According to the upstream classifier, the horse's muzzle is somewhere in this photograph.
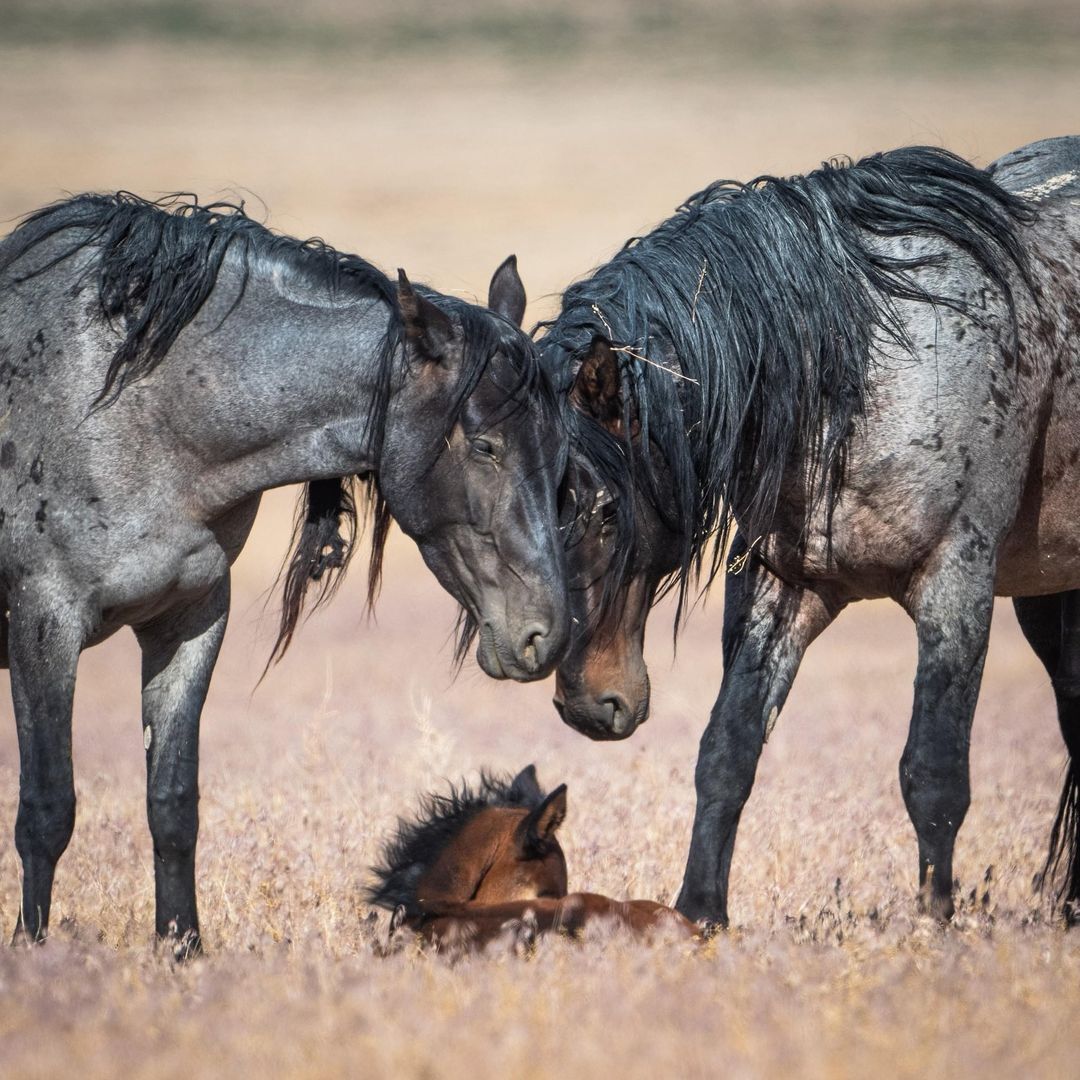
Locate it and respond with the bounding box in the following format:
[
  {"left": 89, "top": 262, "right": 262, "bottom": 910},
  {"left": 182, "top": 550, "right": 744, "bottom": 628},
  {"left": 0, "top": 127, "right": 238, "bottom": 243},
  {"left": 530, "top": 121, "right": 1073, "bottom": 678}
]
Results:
[
  {"left": 477, "top": 616, "right": 566, "bottom": 682},
  {"left": 551, "top": 684, "right": 650, "bottom": 741}
]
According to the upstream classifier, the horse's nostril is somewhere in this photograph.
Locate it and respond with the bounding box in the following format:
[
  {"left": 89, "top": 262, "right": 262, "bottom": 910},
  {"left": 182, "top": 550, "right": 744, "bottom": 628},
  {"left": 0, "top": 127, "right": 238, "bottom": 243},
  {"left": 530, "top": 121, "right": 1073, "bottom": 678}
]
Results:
[
  {"left": 552, "top": 696, "right": 567, "bottom": 723},
  {"left": 518, "top": 622, "right": 550, "bottom": 674},
  {"left": 600, "top": 694, "right": 631, "bottom": 735}
]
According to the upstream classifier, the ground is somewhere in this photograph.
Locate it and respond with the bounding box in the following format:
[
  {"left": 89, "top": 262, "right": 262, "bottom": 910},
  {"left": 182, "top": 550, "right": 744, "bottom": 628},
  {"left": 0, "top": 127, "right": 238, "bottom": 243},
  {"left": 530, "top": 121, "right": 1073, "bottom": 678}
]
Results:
[{"left": 1, "top": 9, "right": 1079, "bottom": 1077}]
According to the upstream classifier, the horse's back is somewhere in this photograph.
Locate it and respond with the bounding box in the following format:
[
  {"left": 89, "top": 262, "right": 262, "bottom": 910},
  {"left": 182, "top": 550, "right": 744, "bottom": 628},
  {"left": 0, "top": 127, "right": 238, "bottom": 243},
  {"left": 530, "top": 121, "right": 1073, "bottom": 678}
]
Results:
[{"left": 989, "top": 136, "right": 1080, "bottom": 202}]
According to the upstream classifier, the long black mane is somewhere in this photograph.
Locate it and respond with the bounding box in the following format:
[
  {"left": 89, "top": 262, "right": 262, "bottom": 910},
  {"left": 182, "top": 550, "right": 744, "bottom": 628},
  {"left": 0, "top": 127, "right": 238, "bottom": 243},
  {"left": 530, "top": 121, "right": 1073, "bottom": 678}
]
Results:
[
  {"left": 538, "top": 147, "right": 1037, "bottom": 617},
  {"left": 366, "top": 769, "right": 548, "bottom": 915},
  {"left": 0, "top": 192, "right": 542, "bottom": 662}
]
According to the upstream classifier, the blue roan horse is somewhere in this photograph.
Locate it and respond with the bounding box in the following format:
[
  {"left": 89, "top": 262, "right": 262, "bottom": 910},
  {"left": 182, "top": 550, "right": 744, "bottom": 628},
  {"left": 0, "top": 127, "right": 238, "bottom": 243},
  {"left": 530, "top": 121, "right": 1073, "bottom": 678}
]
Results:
[
  {"left": 0, "top": 194, "right": 569, "bottom": 954},
  {"left": 542, "top": 137, "right": 1080, "bottom": 927}
]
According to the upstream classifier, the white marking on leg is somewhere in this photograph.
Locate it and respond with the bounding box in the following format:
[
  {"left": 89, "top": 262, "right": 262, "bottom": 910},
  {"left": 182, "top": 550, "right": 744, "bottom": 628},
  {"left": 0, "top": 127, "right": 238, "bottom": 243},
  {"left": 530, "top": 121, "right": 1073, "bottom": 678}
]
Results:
[{"left": 764, "top": 705, "right": 779, "bottom": 743}]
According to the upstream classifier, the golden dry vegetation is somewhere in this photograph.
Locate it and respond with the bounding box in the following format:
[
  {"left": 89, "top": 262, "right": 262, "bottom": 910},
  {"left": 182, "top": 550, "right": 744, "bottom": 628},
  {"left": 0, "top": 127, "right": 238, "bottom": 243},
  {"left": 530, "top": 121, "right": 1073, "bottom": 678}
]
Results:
[{"left": 2, "top": 6, "right": 1080, "bottom": 1077}]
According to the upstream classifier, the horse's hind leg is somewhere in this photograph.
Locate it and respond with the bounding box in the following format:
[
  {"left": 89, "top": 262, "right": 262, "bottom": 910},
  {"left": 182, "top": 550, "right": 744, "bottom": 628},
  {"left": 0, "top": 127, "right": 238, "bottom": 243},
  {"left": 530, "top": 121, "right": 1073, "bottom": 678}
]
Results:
[
  {"left": 8, "top": 588, "right": 84, "bottom": 944},
  {"left": 135, "top": 577, "right": 230, "bottom": 959},
  {"left": 901, "top": 553, "right": 996, "bottom": 922},
  {"left": 676, "top": 538, "right": 841, "bottom": 927},
  {"left": 1013, "top": 591, "right": 1080, "bottom": 924}
]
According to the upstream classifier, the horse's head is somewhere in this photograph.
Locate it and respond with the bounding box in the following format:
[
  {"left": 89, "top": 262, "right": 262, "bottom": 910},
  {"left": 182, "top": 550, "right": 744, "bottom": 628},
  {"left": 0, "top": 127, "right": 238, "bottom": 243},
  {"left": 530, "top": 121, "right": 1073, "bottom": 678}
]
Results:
[
  {"left": 368, "top": 766, "right": 568, "bottom": 916},
  {"left": 418, "top": 776, "right": 568, "bottom": 907},
  {"left": 551, "top": 338, "right": 682, "bottom": 740},
  {"left": 379, "top": 259, "right": 568, "bottom": 681}
]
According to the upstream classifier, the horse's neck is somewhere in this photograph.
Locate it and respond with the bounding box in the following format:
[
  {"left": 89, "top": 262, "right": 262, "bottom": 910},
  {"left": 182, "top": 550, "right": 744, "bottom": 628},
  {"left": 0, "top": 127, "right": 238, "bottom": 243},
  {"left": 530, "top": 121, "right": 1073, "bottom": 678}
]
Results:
[{"left": 159, "top": 260, "right": 397, "bottom": 516}]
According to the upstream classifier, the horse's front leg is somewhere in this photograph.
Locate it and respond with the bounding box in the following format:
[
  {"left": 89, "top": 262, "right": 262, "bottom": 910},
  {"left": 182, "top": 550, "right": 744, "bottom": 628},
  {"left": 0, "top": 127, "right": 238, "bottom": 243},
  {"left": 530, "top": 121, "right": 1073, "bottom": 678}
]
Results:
[
  {"left": 134, "top": 577, "right": 230, "bottom": 959},
  {"left": 900, "top": 549, "right": 994, "bottom": 921},
  {"left": 676, "top": 540, "right": 840, "bottom": 927},
  {"left": 9, "top": 587, "right": 86, "bottom": 944}
]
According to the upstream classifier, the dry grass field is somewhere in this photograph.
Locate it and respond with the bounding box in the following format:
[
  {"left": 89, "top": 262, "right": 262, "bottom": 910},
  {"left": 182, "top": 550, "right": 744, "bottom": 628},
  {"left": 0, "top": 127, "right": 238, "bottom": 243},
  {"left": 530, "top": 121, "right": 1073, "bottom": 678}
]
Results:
[{"left": 2, "top": 5, "right": 1080, "bottom": 1077}]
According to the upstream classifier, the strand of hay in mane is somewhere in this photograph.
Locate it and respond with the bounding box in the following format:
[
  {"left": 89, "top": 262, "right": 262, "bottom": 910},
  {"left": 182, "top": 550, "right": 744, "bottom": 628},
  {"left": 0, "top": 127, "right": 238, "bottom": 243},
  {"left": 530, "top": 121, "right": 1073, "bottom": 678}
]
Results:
[
  {"left": 611, "top": 345, "right": 701, "bottom": 385},
  {"left": 727, "top": 535, "right": 763, "bottom": 575},
  {"left": 591, "top": 302, "right": 700, "bottom": 386}
]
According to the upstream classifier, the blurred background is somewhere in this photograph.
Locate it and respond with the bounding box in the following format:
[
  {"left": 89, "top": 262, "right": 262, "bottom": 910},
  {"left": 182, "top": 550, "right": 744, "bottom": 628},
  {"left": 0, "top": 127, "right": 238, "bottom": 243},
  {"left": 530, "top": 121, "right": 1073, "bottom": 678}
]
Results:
[{"left": 1, "top": 0, "right": 1079, "bottom": 930}]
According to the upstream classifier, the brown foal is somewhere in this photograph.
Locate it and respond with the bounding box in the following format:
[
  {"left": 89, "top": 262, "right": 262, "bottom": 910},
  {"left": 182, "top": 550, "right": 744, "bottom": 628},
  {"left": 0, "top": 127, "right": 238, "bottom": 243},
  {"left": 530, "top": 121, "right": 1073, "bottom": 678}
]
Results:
[{"left": 367, "top": 766, "right": 697, "bottom": 952}]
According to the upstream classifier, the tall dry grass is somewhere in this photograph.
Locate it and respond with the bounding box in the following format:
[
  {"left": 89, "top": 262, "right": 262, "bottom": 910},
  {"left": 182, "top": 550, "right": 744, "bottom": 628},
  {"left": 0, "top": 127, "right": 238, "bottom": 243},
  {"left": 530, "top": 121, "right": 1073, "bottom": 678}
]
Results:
[{"left": 2, "top": 16, "right": 1080, "bottom": 1077}]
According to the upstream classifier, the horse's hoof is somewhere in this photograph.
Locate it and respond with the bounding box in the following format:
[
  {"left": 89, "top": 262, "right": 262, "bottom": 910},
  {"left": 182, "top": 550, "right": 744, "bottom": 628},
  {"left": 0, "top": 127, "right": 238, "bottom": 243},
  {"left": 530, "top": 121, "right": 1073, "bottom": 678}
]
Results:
[
  {"left": 10, "top": 927, "right": 42, "bottom": 949},
  {"left": 695, "top": 918, "right": 727, "bottom": 941},
  {"left": 917, "top": 889, "right": 955, "bottom": 923},
  {"left": 160, "top": 921, "right": 203, "bottom": 962}
]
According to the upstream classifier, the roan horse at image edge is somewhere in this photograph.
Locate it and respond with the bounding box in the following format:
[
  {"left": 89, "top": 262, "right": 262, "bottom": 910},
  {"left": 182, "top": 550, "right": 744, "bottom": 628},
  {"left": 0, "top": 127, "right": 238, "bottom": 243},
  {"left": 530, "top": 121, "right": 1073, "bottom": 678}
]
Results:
[
  {"left": 545, "top": 136, "right": 1080, "bottom": 928},
  {"left": 0, "top": 194, "right": 570, "bottom": 956}
]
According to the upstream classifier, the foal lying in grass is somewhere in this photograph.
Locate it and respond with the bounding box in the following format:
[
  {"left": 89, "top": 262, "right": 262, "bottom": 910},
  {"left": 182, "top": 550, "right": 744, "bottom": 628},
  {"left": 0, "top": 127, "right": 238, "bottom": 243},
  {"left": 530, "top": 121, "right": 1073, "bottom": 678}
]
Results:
[{"left": 368, "top": 766, "right": 697, "bottom": 952}]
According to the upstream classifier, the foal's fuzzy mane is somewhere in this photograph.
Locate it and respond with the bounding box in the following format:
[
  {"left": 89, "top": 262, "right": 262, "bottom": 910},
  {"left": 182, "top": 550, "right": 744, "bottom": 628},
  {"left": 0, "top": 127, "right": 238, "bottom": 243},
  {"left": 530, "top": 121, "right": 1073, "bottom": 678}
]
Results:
[
  {"left": 0, "top": 191, "right": 545, "bottom": 663},
  {"left": 538, "top": 146, "right": 1037, "bottom": 621},
  {"left": 366, "top": 770, "right": 547, "bottom": 914}
]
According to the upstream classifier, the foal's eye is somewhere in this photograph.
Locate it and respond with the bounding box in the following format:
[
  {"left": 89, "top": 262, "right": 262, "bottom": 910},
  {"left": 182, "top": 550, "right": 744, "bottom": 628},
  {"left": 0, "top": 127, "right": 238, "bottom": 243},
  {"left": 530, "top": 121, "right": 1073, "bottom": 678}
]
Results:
[{"left": 470, "top": 436, "right": 498, "bottom": 461}]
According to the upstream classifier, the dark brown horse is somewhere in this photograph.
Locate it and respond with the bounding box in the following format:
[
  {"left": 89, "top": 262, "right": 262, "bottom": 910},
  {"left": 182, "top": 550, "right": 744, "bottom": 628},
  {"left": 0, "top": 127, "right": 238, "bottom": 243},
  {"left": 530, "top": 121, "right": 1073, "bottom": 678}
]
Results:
[{"left": 367, "top": 766, "right": 697, "bottom": 951}]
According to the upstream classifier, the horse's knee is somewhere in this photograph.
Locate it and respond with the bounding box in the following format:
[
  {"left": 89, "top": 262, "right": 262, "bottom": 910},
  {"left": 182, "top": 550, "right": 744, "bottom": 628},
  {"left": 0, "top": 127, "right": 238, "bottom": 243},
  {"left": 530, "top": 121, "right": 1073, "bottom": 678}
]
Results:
[
  {"left": 148, "top": 786, "right": 198, "bottom": 856},
  {"left": 695, "top": 729, "right": 758, "bottom": 791},
  {"left": 15, "top": 787, "right": 76, "bottom": 863},
  {"left": 899, "top": 753, "right": 970, "bottom": 827}
]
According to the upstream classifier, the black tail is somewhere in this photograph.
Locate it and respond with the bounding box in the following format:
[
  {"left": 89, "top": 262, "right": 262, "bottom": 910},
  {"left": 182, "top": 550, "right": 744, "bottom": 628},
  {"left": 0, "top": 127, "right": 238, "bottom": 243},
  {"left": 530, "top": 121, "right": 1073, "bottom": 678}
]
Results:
[{"left": 1042, "top": 753, "right": 1080, "bottom": 925}]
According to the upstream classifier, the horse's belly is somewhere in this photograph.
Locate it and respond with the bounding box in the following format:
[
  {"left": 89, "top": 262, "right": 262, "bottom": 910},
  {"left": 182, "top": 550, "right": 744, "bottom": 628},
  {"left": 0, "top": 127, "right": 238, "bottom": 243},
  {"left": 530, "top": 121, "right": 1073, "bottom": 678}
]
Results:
[
  {"left": 997, "top": 408, "right": 1080, "bottom": 596},
  {"left": 996, "top": 531, "right": 1080, "bottom": 595}
]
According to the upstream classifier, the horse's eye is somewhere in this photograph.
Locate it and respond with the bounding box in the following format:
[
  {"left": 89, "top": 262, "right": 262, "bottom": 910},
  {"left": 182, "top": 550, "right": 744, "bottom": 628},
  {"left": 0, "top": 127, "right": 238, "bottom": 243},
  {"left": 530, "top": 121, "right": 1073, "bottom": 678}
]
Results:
[
  {"left": 592, "top": 490, "right": 617, "bottom": 531},
  {"left": 470, "top": 436, "right": 498, "bottom": 461}
]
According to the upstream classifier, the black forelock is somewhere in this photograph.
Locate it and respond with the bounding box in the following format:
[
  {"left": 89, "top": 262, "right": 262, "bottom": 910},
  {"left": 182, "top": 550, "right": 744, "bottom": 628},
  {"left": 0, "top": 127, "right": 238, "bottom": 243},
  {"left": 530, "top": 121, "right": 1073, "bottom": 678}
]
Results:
[{"left": 538, "top": 146, "right": 1037, "bottom": 624}]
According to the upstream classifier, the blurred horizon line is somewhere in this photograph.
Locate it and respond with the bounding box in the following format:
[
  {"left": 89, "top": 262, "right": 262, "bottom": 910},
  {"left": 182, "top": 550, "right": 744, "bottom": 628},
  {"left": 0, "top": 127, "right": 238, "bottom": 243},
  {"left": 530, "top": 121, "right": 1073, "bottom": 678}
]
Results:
[{"left": 2, "top": 0, "right": 1079, "bottom": 73}]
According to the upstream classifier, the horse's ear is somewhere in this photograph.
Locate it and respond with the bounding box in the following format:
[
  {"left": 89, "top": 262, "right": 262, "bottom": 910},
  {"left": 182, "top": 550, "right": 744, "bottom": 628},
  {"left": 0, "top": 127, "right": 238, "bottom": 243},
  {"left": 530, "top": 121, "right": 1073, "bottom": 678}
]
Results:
[
  {"left": 571, "top": 337, "right": 624, "bottom": 432},
  {"left": 389, "top": 904, "right": 409, "bottom": 934},
  {"left": 519, "top": 783, "right": 568, "bottom": 852},
  {"left": 508, "top": 764, "right": 544, "bottom": 804},
  {"left": 397, "top": 269, "right": 456, "bottom": 363},
  {"left": 488, "top": 254, "right": 527, "bottom": 327}
]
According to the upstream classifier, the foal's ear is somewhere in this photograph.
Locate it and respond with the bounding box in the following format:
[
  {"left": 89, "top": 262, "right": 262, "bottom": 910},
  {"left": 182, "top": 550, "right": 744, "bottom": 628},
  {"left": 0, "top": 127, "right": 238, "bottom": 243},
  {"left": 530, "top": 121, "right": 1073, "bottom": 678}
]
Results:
[
  {"left": 520, "top": 784, "right": 568, "bottom": 852},
  {"left": 397, "top": 269, "right": 456, "bottom": 363},
  {"left": 571, "top": 337, "right": 624, "bottom": 432},
  {"left": 488, "top": 254, "right": 527, "bottom": 327},
  {"left": 508, "top": 763, "right": 544, "bottom": 804}
]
